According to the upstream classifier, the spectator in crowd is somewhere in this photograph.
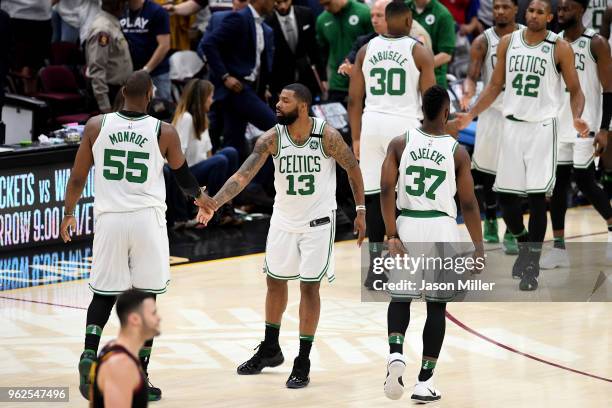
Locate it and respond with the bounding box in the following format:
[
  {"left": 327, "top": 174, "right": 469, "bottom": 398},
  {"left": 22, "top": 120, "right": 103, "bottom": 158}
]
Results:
[
  {"left": 478, "top": 0, "right": 494, "bottom": 29},
  {"left": 338, "top": 0, "right": 433, "bottom": 76},
  {"left": 164, "top": 0, "right": 210, "bottom": 15},
  {"left": 170, "top": 79, "right": 242, "bottom": 226},
  {"left": 266, "top": 0, "right": 326, "bottom": 102},
  {"left": 52, "top": 0, "right": 81, "bottom": 43},
  {"left": 121, "top": 0, "right": 172, "bottom": 100},
  {"left": 1, "top": 0, "right": 53, "bottom": 95},
  {"left": 78, "top": 0, "right": 101, "bottom": 47},
  {"left": 316, "top": 0, "right": 373, "bottom": 103},
  {"left": 86, "top": 0, "right": 133, "bottom": 113},
  {"left": 201, "top": 0, "right": 277, "bottom": 158},
  {"left": 408, "top": 0, "right": 456, "bottom": 88},
  {"left": 294, "top": 0, "right": 324, "bottom": 16},
  {"left": 196, "top": 0, "right": 250, "bottom": 60},
  {"left": 440, "top": 0, "right": 482, "bottom": 38}
]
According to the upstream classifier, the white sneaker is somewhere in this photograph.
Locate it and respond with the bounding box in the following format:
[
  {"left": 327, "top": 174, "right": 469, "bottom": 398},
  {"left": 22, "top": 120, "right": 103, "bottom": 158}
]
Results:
[
  {"left": 539, "top": 247, "right": 570, "bottom": 269},
  {"left": 384, "top": 353, "right": 405, "bottom": 400},
  {"left": 411, "top": 376, "right": 442, "bottom": 403}
]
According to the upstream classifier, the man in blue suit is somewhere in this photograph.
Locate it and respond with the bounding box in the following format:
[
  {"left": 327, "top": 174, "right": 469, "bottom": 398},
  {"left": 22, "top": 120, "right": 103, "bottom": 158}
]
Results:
[
  {"left": 196, "top": 0, "right": 249, "bottom": 61},
  {"left": 202, "top": 0, "right": 277, "bottom": 158}
]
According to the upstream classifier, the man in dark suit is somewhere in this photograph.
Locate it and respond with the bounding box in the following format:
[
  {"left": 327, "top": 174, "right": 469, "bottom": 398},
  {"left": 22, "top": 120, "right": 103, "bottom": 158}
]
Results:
[
  {"left": 266, "top": 0, "right": 326, "bottom": 103},
  {"left": 196, "top": 0, "right": 249, "bottom": 61},
  {"left": 202, "top": 0, "right": 277, "bottom": 158}
]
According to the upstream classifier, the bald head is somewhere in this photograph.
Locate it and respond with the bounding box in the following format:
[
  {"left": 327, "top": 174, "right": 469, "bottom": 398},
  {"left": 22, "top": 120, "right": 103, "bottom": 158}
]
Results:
[{"left": 371, "top": 0, "right": 392, "bottom": 35}]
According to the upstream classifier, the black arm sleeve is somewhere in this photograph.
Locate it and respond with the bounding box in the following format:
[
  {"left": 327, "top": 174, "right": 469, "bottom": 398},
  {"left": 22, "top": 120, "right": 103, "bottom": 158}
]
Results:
[
  {"left": 601, "top": 92, "right": 612, "bottom": 130},
  {"left": 171, "top": 160, "right": 202, "bottom": 198}
]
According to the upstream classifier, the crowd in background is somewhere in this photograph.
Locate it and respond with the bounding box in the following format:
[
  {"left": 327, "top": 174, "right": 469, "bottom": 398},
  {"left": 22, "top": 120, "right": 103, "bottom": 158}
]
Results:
[{"left": 1, "top": 0, "right": 611, "bottom": 227}]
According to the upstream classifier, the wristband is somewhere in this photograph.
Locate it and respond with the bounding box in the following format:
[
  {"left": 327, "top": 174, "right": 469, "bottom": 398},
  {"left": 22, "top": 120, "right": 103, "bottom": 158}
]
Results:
[
  {"left": 600, "top": 92, "right": 611, "bottom": 130},
  {"left": 356, "top": 205, "right": 366, "bottom": 212}
]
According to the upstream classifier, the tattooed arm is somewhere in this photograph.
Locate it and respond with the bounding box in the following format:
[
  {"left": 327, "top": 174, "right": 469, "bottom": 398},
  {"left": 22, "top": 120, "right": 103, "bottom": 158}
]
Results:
[
  {"left": 322, "top": 125, "right": 366, "bottom": 245},
  {"left": 200, "top": 129, "right": 278, "bottom": 213}
]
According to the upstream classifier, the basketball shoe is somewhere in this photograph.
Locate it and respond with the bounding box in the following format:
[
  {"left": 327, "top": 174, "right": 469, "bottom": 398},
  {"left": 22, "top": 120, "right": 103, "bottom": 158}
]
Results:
[
  {"left": 539, "top": 247, "right": 570, "bottom": 269},
  {"left": 286, "top": 357, "right": 310, "bottom": 388},
  {"left": 410, "top": 376, "right": 442, "bottom": 403},
  {"left": 384, "top": 353, "right": 406, "bottom": 400},
  {"left": 237, "top": 342, "right": 284, "bottom": 375},
  {"left": 78, "top": 349, "right": 97, "bottom": 399},
  {"left": 502, "top": 231, "right": 519, "bottom": 255},
  {"left": 483, "top": 219, "right": 499, "bottom": 243}
]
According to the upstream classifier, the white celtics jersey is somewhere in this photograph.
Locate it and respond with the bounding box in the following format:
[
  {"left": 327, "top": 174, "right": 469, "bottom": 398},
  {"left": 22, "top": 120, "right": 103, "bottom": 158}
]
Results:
[
  {"left": 271, "top": 117, "right": 337, "bottom": 232},
  {"left": 558, "top": 29, "right": 602, "bottom": 141},
  {"left": 396, "top": 128, "right": 458, "bottom": 219},
  {"left": 503, "top": 29, "right": 562, "bottom": 121},
  {"left": 582, "top": 0, "right": 611, "bottom": 30},
  {"left": 362, "top": 35, "right": 422, "bottom": 120},
  {"left": 482, "top": 24, "right": 524, "bottom": 111},
  {"left": 92, "top": 112, "right": 166, "bottom": 216}
]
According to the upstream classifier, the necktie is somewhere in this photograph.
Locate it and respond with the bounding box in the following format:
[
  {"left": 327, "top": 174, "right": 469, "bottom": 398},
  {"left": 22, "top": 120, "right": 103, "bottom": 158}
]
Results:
[{"left": 284, "top": 18, "right": 297, "bottom": 53}]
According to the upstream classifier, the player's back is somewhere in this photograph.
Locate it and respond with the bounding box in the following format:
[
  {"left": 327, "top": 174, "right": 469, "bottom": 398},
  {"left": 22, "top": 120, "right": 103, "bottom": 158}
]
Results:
[
  {"left": 558, "top": 28, "right": 602, "bottom": 140},
  {"left": 503, "top": 29, "right": 562, "bottom": 122},
  {"left": 396, "top": 128, "right": 458, "bottom": 219},
  {"left": 362, "top": 35, "right": 422, "bottom": 119},
  {"left": 92, "top": 112, "right": 166, "bottom": 216},
  {"left": 271, "top": 117, "right": 337, "bottom": 232}
]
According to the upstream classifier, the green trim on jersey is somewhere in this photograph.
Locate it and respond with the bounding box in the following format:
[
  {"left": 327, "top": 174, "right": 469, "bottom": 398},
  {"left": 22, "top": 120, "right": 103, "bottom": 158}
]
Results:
[
  {"left": 154, "top": 120, "right": 161, "bottom": 138},
  {"left": 573, "top": 156, "right": 594, "bottom": 169},
  {"left": 300, "top": 213, "right": 336, "bottom": 283},
  {"left": 379, "top": 34, "right": 410, "bottom": 41},
  {"left": 115, "top": 112, "right": 148, "bottom": 121},
  {"left": 585, "top": 30, "right": 597, "bottom": 63},
  {"left": 518, "top": 29, "right": 550, "bottom": 49},
  {"left": 400, "top": 209, "right": 450, "bottom": 218},
  {"left": 264, "top": 258, "right": 300, "bottom": 280},
  {"left": 88, "top": 284, "right": 124, "bottom": 295},
  {"left": 101, "top": 114, "right": 107, "bottom": 128},
  {"left": 472, "top": 159, "right": 497, "bottom": 175},
  {"left": 365, "top": 188, "right": 382, "bottom": 195},
  {"left": 506, "top": 115, "right": 526, "bottom": 122},
  {"left": 451, "top": 141, "right": 459, "bottom": 153},
  {"left": 415, "top": 128, "right": 453, "bottom": 139},
  {"left": 273, "top": 125, "right": 282, "bottom": 158},
  {"left": 284, "top": 120, "right": 315, "bottom": 148},
  {"left": 319, "top": 121, "right": 331, "bottom": 158},
  {"left": 133, "top": 282, "right": 170, "bottom": 294}
]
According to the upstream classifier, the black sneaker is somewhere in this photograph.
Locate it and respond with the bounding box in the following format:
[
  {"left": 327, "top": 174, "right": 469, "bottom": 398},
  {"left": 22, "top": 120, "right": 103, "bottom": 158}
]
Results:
[
  {"left": 364, "top": 267, "right": 388, "bottom": 290},
  {"left": 286, "top": 357, "right": 310, "bottom": 389},
  {"left": 145, "top": 376, "right": 162, "bottom": 401},
  {"left": 519, "top": 263, "right": 539, "bottom": 291},
  {"left": 512, "top": 243, "right": 530, "bottom": 279},
  {"left": 237, "top": 342, "right": 284, "bottom": 375},
  {"left": 78, "top": 349, "right": 97, "bottom": 400}
]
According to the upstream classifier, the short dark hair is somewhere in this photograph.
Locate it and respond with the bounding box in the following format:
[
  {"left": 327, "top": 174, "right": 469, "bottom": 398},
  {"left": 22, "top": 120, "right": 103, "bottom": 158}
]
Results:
[
  {"left": 283, "top": 83, "right": 312, "bottom": 107},
  {"left": 529, "top": 0, "right": 553, "bottom": 12},
  {"left": 494, "top": 0, "right": 519, "bottom": 6},
  {"left": 101, "top": 0, "right": 126, "bottom": 14},
  {"left": 385, "top": 0, "right": 411, "bottom": 19},
  {"left": 116, "top": 289, "right": 155, "bottom": 326},
  {"left": 422, "top": 85, "right": 450, "bottom": 121},
  {"left": 572, "top": 0, "right": 589, "bottom": 11},
  {"left": 123, "top": 70, "right": 153, "bottom": 99}
]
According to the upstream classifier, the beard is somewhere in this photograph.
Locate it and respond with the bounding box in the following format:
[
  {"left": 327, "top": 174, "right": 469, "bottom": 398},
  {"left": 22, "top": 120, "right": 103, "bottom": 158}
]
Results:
[
  {"left": 558, "top": 16, "right": 577, "bottom": 30},
  {"left": 276, "top": 109, "right": 299, "bottom": 126}
]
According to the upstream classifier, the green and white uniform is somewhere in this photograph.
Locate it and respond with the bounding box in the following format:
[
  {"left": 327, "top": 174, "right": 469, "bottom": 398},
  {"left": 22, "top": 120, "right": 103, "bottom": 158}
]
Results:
[
  {"left": 264, "top": 117, "right": 337, "bottom": 282},
  {"left": 360, "top": 35, "right": 422, "bottom": 194},
  {"left": 495, "top": 29, "right": 561, "bottom": 195},
  {"left": 558, "top": 29, "right": 602, "bottom": 168},
  {"left": 472, "top": 25, "right": 524, "bottom": 175},
  {"left": 582, "top": 0, "right": 612, "bottom": 30},
  {"left": 390, "top": 128, "right": 463, "bottom": 301},
  {"left": 90, "top": 112, "right": 170, "bottom": 295}
]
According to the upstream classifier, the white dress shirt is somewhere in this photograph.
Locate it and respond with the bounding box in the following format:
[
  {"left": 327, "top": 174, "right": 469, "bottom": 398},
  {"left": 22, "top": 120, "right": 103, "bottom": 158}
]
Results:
[
  {"left": 276, "top": 7, "right": 298, "bottom": 53},
  {"left": 245, "top": 4, "right": 265, "bottom": 82},
  {"left": 175, "top": 112, "right": 213, "bottom": 167}
]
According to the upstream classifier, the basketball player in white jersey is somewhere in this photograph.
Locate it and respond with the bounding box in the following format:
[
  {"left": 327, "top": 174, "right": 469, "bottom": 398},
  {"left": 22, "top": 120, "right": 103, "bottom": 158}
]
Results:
[
  {"left": 582, "top": 0, "right": 612, "bottom": 29},
  {"left": 461, "top": 0, "right": 522, "bottom": 253},
  {"left": 380, "top": 85, "right": 484, "bottom": 403},
  {"left": 457, "top": 0, "right": 588, "bottom": 291},
  {"left": 348, "top": 0, "right": 435, "bottom": 289},
  {"left": 197, "top": 83, "right": 366, "bottom": 388},
  {"left": 60, "top": 71, "right": 210, "bottom": 401},
  {"left": 538, "top": 0, "right": 612, "bottom": 268}
]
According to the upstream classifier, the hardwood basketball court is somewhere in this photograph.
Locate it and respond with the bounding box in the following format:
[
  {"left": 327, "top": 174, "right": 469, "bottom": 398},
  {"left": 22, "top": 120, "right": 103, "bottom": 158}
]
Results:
[{"left": 0, "top": 206, "right": 610, "bottom": 407}]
